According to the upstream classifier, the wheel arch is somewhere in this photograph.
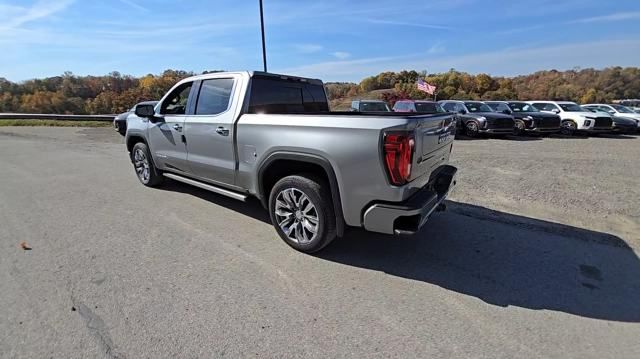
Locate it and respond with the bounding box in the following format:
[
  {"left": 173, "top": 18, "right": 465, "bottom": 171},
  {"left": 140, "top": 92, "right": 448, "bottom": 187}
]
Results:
[{"left": 257, "top": 152, "right": 345, "bottom": 237}]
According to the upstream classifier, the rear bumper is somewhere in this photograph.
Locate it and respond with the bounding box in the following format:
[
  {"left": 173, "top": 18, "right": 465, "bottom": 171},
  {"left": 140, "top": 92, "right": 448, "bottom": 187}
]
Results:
[{"left": 362, "top": 165, "right": 457, "bottom": 235}]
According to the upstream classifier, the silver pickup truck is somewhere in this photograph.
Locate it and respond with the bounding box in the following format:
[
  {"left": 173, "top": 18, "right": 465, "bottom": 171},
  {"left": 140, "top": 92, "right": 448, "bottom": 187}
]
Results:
[{"left": 126, "top": 71, "right": 457, "bottom": 253}]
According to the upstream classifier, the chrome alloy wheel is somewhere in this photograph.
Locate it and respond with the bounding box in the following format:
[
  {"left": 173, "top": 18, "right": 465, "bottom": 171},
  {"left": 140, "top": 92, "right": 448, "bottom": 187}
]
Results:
[
  {"left": 274, "top": 188, "right": 319, "bottom": 244},
  {"left": 133, "top": 148, "right": 150, "bottom": 183}
]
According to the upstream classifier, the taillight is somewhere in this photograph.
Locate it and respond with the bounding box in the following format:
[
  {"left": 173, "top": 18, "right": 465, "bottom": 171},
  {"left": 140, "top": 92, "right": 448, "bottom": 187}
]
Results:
[{"left": 383, "top": 132, "right": 415, "bottom": 185}]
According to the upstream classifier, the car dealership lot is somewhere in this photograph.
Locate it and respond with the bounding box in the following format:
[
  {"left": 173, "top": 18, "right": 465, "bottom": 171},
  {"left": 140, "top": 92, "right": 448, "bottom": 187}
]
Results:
[{"left": 1, "top": 127, "right": 639, "bottom": 358}]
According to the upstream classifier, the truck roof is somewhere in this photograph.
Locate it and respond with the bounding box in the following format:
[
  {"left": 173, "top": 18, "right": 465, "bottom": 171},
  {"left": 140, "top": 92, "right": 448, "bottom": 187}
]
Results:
[{"left": 180, "top": 71, "right": 324, "bottom": 85}]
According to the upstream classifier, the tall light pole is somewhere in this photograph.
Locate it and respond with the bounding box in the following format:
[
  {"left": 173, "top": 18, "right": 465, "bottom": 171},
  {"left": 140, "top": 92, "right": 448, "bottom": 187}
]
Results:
[{"left": 259, "top": 0, "right": 268, "bottom": 72}]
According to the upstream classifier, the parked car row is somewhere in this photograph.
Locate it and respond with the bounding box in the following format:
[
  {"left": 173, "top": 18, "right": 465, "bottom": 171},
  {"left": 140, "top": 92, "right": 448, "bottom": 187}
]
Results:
[{"left": 348, "top": 98, "right": 640, "bottom": 137}]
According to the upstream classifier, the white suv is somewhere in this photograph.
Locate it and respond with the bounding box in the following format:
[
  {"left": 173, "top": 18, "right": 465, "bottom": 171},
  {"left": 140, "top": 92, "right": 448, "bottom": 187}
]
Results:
[{"left": 527, "top": 101, "right": 612, "bottom": 135}]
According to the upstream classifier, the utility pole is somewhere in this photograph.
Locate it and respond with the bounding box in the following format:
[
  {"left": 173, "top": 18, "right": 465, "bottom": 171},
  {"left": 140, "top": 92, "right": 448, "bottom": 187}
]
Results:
[{"left": 259, "top": 0, "right": 268, "bottom": 72}]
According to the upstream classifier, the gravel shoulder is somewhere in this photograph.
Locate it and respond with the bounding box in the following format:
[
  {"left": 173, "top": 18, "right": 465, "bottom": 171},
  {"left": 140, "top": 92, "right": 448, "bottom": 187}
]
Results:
[{"left": 449, "top": 134, "right": 640, "bottom": 245}]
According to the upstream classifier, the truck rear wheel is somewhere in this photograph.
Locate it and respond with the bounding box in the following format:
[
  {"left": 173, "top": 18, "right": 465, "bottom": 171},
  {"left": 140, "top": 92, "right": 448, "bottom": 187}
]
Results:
[{"left": 269, "top": 175, "right": 337, "bottom": 253}]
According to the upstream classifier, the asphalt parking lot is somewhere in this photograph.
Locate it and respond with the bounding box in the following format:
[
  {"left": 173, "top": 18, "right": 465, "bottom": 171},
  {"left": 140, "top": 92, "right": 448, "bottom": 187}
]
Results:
[{"left": 1, "top": 127, "right": 639, "bottom": 358}]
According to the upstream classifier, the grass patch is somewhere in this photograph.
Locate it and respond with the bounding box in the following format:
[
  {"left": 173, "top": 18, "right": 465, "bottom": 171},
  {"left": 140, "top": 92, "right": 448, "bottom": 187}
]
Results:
[{"left": 0, "top": 119, "right": 111, "bottom": 127}]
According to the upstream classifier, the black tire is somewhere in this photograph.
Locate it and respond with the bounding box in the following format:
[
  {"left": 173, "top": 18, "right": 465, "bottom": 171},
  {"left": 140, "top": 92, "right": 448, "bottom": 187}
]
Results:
[
  {"left": 560, "top": 120, "right": 577, "bottom": 136},
  {"left": 465, "top": 121, "right": 479, "bottom": 137},
  {"left": 268, "top": 174, "right": 337, "bottom": 253},
  {"left": 513, "top": 120, "right": 526, "bottom": 136},
  {"left": 131, "top": 142, "right": 163, "bottom": 187}
]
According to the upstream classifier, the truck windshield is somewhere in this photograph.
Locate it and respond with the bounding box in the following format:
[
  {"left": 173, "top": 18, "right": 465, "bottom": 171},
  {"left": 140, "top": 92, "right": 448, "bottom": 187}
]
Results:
[
  {"left": 359, "top": 102, "right": 390, "bottom": 112},
  {"left": 414, "top": 102, "right": 444, "bottom": 113},
  {"left": 247, "top": 76, "right": 329, "bottom": 114},
  {"left": 558, "top": 103, "right": 584, "bottom": 112},
  {"left": 611, "top": 105, "right": 634, "bottom": 113},
  {"left": 464, "top": 102, "right": 493, "bottom": 113},
  {"left": 508, "top": 102, "right": 539, "bottom": 112}
]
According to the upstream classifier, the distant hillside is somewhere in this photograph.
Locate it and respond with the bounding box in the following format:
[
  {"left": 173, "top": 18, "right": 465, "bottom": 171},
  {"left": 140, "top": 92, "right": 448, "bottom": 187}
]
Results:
[
  {"left": 326, "top": 67, "right": 640, "bottom": 107},
  {"left": 1, "top": 67, "right": 638, "bottom": 115}
]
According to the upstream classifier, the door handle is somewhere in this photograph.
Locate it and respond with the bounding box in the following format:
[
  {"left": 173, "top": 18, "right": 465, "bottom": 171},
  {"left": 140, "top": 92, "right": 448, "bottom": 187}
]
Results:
[
  {"left": 216, "top": 127, "right": 229, "bottom": 136},
  {"left": 173, "top": 124, "right": 183, "bottom": 132}
]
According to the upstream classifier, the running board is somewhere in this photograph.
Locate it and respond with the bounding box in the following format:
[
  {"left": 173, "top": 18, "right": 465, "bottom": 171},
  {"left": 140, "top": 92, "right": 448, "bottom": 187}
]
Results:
[{"left": 163, "top": 173, "right": 248, "bottom": 202}]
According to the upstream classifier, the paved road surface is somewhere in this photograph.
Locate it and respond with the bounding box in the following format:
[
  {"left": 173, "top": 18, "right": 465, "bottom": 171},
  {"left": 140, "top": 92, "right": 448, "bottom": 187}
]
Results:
[{"left": 1, "top": 128, "right": 639, "bottom": 358}]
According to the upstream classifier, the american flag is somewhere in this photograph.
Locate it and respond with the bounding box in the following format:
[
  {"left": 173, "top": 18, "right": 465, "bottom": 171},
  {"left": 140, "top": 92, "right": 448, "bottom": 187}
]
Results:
[{"left": 417, "top": 79, "right": 437, "bottom": 95}]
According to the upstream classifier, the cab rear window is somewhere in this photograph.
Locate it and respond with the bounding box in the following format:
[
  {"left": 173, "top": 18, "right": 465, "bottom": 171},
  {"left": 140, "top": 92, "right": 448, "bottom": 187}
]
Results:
[{"left": 247, "top": 77, "right": 329, "bottom": 114}]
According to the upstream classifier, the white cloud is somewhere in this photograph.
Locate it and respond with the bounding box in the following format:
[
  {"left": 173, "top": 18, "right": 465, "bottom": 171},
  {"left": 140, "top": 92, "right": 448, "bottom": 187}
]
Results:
[
  {"left": 277, "top": 39, "right": 640, "bottom": 82},
  {"left": 0, "top": 0, "right": 75, "bottom": 33},
  {"left": 568, "top": 11, "right": 640, "bottom": 24},
  {"left": 427, "top": 42, "right": 445, "bottom": 54},
  {"left": 118, "top": 0, "right": 149, "bottom": 12},
  {"left": 363, "top": 18, "right": 451, "bottom": 30},
  {"left": 331, "top": 51, "right": 351, "bottom": 59},
  {"left": 294, "top": 44, "right": 324, "bottom": 53}
]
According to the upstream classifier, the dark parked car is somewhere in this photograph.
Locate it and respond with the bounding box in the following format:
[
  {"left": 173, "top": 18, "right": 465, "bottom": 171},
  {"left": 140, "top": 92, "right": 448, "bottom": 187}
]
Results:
[
  {"left": 438, "top": 100, "right": 514, "bottom": 137},
  {"left": 393, "top": 100, "right": 445, "bottom": 113},
  {"left": 113, "top": 101, "right": 158, "bottom": 136},
  {"left": 485, "top": 101, "right": 561, "bottom": 135},
  {"left": 350, "top": 100, "right": 391, "bottom": 112},
  {"left": 581, "top": 106, "right": 637, "bottom": 134}
]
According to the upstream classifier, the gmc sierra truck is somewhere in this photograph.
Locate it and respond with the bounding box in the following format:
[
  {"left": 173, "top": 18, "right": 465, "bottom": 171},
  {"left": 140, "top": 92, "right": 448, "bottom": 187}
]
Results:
[{"left": 126, "top": 71, "right": 457, "bottom": 253}]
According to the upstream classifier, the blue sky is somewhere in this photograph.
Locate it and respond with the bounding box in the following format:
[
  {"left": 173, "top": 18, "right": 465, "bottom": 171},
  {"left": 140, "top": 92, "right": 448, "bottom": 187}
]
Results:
[{"left": 1, "top": 0, "right": 639, "bottom": 82}]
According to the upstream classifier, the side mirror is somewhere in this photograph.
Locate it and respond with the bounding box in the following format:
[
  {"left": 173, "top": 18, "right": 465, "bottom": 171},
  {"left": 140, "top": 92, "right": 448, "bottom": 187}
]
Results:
[
  {"left": 135, "top": 104, "right": 156, "bottom": 118},
  {"left": 551, "top": 108, "right": 560, "bottom": 114},
  {"left": 608, "top": 110, "right": 616, "bottom": 115},
  {"left": 502, "top": 109, "right": 512, "bottom": 115},
  {"left": 458, "top": 109, "right": 466, "bottom": 114}
]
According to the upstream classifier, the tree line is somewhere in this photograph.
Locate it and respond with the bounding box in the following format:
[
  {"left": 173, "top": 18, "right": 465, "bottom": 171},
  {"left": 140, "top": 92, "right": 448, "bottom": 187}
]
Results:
[
  {"left": 1, "top": 67, "right": 639, "bottom": 114},
  {"left": 326, "top": 67, "right": 640, "bottom": 106}
]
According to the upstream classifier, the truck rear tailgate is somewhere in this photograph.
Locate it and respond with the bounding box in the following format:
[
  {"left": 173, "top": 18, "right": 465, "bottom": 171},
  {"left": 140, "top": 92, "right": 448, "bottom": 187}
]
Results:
[{"left": 410, "top": 114, "right": 456, "bottom": 182}]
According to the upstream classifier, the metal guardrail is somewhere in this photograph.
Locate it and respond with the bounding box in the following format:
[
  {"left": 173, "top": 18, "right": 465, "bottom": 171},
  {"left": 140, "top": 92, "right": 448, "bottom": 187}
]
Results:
[{"left": 0, "top": 113, "right": 115, "bottom": 121}]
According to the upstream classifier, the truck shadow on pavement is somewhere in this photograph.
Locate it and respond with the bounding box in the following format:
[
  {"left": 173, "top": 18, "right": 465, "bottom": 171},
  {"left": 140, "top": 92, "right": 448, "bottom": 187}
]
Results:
[
  {"left": 157, "top": 181, "right": 640, "bottom": 322},
  {"left": 318, "top": 201, "right": 640, "bottom": 323}
]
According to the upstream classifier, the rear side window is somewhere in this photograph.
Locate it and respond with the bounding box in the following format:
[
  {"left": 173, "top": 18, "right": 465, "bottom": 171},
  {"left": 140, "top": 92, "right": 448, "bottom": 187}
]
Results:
[
  {"left": 394, "top": 102, "right": 409, "bottom": 111},
  {"left": 415, "top": 102, "right": 443, "bottom": 113},
  {"left": 195, "top": 78, "right": 234, "bottom": 115},
  {"left": 441, "top": 102, "right": 455, "bottom": 111},
  {"left": 360, "top": 102, "right": 389, "bottom": 112},
  {"left": 248, "top": 77, "right": 329, "bottom": 114},
  {"left": 534, "top": 103, "right": 557, "bottom": 111}
]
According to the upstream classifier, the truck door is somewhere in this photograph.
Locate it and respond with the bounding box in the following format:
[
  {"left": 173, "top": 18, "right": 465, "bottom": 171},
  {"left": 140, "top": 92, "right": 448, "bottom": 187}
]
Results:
[
  {"left": 184, "top": 77, "right": 237, "bottom": 186},
  {"left": 147, "top": 81, "right": 194, "bottom": 173}
]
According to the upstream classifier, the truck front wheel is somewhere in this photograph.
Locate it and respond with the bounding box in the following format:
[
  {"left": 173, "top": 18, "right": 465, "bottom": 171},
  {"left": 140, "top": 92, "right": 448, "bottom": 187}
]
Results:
[
  {"left": 131, "top": 142, "right": 164, "bottom": 187},
  {"left": 269, "top": 175, "right": 337, "bottom": 253}
]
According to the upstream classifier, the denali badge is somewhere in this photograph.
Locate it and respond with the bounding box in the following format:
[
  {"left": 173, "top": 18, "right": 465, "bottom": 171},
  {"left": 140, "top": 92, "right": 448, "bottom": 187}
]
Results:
[{"left": 438, "top": 133, "right": 451, "bottom": 144}]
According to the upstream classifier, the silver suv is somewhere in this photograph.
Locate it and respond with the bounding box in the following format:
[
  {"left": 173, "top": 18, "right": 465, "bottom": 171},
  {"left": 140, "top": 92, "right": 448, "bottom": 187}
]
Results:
[{"left": 126, "top": 71, "right": 457, "bottom": 253}]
